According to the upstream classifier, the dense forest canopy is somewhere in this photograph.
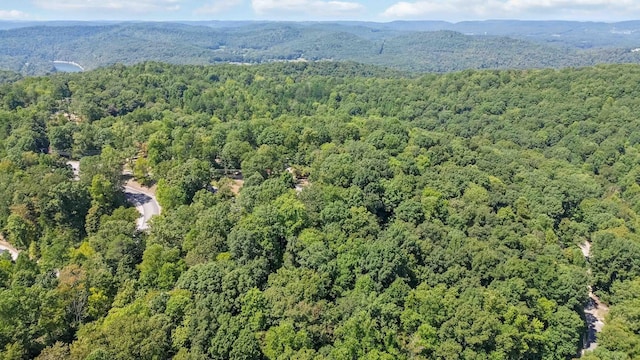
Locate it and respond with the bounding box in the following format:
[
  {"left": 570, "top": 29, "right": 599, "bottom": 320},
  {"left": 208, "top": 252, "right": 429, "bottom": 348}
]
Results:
[
  {"left": 3, "top": 21, "right": 640, "bottom": 75},
  {"left": 0, "top": 61, "right": 639, "bottom": 359}
]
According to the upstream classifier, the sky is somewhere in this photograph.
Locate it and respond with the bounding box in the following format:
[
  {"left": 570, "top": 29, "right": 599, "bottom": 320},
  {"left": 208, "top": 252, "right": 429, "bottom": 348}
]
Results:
[{"left": 1, "top": 0, "right": 640, "bottom": 22}]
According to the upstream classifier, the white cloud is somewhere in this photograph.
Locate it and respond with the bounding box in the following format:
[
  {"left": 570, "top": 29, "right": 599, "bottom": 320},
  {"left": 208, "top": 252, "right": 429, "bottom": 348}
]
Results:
[
  {"left": 382, "top": 0, "right": 640, "bottom": 20},
  {"left": 252, "top": 0, "right": 365, "bottom": 17},
  {"left": 195, "top": 0, "right": 243, "bottom": 14},
  {"left": 0, "top": 9, "right": 29, "bottom": 20},
  {"left": 32, "top": 0, "right": 182, "bottom": 13}
]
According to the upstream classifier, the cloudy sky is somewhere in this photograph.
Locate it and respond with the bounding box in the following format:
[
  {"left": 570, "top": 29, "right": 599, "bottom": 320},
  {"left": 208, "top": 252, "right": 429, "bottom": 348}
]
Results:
[{"left": 1, "top": 0, "right": 639, "bottom": 22}]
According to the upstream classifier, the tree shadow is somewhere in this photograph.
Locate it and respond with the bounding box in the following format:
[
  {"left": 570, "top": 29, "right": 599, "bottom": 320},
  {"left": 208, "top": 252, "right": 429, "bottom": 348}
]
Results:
[
  {"left": 583, "top": 298, "right": 599, "bottom": 351},
  {"left": 125, "top": 192, "right": 152, "bottom": 206}
]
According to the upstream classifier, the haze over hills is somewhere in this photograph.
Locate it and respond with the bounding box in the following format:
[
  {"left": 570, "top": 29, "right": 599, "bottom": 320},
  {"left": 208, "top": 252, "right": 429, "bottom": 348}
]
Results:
[{"left": 2, "top": 20, "right": 640, "bottom": 75}]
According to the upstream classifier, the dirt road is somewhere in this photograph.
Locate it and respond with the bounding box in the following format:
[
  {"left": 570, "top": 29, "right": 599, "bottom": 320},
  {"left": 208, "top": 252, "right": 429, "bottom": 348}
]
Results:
[
  {"left": 580, "top": 241, "right": 609, "bottom": 354},
  {"left": 0, "top": 239, "right": 18, "bottom": 261},
  {"left": 124, "top": 179, "right": 160, "bottom": 230},
  {"left": 67, "top": 161, "right": 161, "bottom": 230}
]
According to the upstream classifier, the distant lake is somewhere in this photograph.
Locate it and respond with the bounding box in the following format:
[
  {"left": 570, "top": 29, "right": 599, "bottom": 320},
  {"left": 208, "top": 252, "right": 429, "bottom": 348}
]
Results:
[{"left": 53, "top": 61, "right": 83, "bottom": 73}]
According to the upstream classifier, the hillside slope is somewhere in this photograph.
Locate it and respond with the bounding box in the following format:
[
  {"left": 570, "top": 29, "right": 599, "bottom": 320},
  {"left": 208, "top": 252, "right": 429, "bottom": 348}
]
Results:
[
  {"left": 1, "top": 61, "right": 640, "bottom": 359},
  {"left": 2, "top": 21, "right": 640, "bottom": 75}
]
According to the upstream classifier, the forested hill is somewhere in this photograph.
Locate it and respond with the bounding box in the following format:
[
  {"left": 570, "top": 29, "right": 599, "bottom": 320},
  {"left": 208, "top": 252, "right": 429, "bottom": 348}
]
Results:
[
  {"left": 2, "top": 21, "right": 640, "bottom": 75},
  {"left": 2, "top": 61, "right": 640, "bottom": 359}
]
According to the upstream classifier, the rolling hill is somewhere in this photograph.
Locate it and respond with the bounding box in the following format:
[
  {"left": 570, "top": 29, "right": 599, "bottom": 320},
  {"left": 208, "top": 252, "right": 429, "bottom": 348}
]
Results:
[{"left": 1, "top": 21, "right": 640, "bottom": 75}]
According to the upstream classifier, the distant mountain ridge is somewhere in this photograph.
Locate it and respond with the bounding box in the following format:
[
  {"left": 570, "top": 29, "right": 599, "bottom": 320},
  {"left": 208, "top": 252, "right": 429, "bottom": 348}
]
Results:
[{"left": 1, "top": 20, "right": 640, "bottom": 75}]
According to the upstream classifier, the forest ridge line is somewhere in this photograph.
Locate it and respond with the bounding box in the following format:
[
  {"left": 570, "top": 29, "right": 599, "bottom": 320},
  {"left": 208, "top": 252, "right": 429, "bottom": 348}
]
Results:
[{"left": 2, "top": 19, "right": 640, "bottom": 75}]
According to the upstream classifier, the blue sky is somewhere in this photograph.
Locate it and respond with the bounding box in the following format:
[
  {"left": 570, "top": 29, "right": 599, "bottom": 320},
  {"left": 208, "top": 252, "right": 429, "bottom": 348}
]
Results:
[{"left": 1, "top": 0, "right": 640, "bottom": 22}]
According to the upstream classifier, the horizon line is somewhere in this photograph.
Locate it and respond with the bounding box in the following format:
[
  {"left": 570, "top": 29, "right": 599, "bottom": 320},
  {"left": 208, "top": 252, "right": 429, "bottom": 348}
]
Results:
[{"left": 1, "top": 18, "right": 639, "bottom": 24}]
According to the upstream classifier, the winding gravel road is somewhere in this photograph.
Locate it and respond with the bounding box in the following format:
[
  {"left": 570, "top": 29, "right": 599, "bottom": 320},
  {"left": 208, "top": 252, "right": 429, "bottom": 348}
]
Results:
[
  {"left": 0, "top": 240, "right": 18, "bottom": 261},
  {"left": 124, "top": 181, "right": 161, "bottom": 230},
  {"left": 580, "top": 241, "right": 609, "bottom": 355},
  {"left": 67, "top": 160, "right": 161, "bottom": 230},
  {"left": 0, "top": 161, "right": 161, "bottom": 261}
]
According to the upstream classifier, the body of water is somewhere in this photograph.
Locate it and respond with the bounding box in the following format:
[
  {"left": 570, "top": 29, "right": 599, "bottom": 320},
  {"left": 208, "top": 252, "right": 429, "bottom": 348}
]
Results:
[{"left": 53, "top": 61, "right": 84, "bottom": 73}]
